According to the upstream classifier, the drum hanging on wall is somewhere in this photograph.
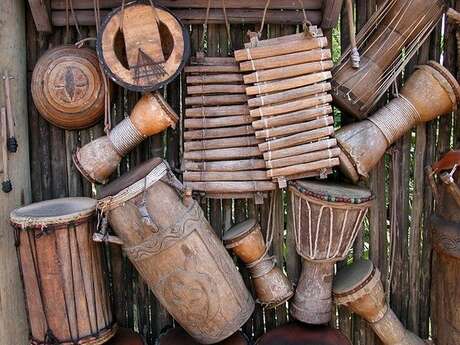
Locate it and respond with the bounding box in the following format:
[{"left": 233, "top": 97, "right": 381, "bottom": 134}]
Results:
[
  {"left": 97, "top": 3, "right": 190, "bottom": 92},
  {"left": 31, "top": 45, "right": 106, "bottom": 129}
]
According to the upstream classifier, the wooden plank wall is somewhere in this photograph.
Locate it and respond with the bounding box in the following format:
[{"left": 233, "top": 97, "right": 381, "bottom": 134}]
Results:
[{"left": 24, "top": 1, "right": 459, "bottom": 344}]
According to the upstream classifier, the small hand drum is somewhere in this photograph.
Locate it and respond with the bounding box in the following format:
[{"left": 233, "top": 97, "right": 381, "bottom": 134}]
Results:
[
  {"left": 31, "top": 45, "right": 106, "bottom": 129},
  {"left": 97, "top": 3, "right": 190, "bottom": 92},
  {"left": 156, "top": 327, "right": 249, "bottom": 345},
  {"left": 255, "top": 322, "right": 351, "bottom": 345}
]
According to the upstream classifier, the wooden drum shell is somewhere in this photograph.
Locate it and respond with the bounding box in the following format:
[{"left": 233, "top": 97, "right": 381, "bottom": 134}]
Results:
[{"left": 100, "top": 161, "right": 254, "bottom": 344}]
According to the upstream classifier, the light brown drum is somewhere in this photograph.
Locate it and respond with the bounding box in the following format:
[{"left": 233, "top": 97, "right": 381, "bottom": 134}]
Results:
[
  {"left": 73, "top": 92, "right": 178, "bottom": 184},
  {"left": 223, "top": 218, "right": 293, "bottom": 309},
  {"left": 333, "top": 260, "right": 427, "bottom": 345},
  {"left": 289, "top": 180, "right": 373, "bottom": 324},
  {"left": 97, "top": 158, "right": 254, "bottom": 344},
  {"left": 31, "top": 46, "right": 105, "bottom": 129},
  {"left": 10, "top": 198, "right": 116, "bottom": 345}
]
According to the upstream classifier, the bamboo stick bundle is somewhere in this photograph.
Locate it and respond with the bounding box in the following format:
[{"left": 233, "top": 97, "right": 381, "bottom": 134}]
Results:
[{"left": 235, "top": 29, "right": 339, "bottom": 184}]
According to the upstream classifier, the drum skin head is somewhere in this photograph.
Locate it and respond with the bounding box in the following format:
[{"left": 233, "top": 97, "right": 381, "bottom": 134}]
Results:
[
  {"left": 255, "top": 322, "right": 351, "bottom": 345},
  {"left": 223, "top": 218, "right": 258, "bottom": 243},
  {"left": 156, "top": 327, "right": 250, "bottom": 345},
  {"left": 333, "top": 259, "right": 374, "bottom": 295},
  {"left": 107, "top": 328, "right": 145, "bottom": 345}
]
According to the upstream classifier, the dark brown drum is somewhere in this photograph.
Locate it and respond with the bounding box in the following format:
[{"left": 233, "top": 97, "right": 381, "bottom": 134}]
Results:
[
  {"left": 10, "top": 198, "right": 116, "bottom": 345},
  {"left": 289, "top": 180, "right": 373, "bottom": 324},
  {"left": 107, "top": 329, "right": 145, "bottom": 345},
  {"left": 156, "top": 328, "right": 249, "bottom": 345},
  {"left": 255, "top": 322, "right": 351, "bottom": 345},
  {"left": 97, "top": 3, "right": 190, "bottom": 92},
  {"left": 31, "top": 45, "right": 105, "bottom": 129},
  {"left": 97, "top": 158, "right": 254, "bottom": 344}
]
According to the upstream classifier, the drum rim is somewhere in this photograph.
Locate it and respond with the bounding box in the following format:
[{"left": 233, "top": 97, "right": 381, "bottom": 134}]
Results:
[
  {"left": 332, "top": 259, "right": 375, "bottom": 297},
  {"left": 10, "top": 197, "right": 97, "bottom": 228},
  {"left": 96, "top": 3, "right": 191, "bottom": 92},
  {"left": 222, "top": 218, "right": 258, "bottom": 244},
  {"left": 425, "top": 61, "right": 460, "bottom": 109}
]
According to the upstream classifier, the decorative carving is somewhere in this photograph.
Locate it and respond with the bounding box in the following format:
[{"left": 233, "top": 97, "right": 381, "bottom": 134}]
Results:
[
  {"left": 432, "top": 215, "right": 460, "bottom": 259},
  {"left": 55, "top": 66, "right": 90, "bottom": 103}
]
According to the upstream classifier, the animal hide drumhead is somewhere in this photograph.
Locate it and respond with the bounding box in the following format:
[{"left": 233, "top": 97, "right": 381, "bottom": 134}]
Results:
[{"left": 31, "top": 45, "right": 106, "bottom": 130}]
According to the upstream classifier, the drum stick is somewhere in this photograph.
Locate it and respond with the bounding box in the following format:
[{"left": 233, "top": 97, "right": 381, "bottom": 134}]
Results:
[
  {"left": 3, "top": 72, "right": 17, "bottom": 153},
  {"left": 1, "top": 107, "right": 12, "bottom": 193}
]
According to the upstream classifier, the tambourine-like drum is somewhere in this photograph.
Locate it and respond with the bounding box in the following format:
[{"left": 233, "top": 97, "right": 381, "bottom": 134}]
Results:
[
  {"left": 107, "top": 328, "right": 145, "bottom": 345},
  {"left": 333, "top": 260, "right": 426, "bottom": 345},
  {"left": 255, "top": 322, "right": 351, "bottom": 345},
  {"left": 289, "top": 180, "right": 373, "bottom": 324},
  {"left": 332, "top": 0, "right": 444, "bottom": 119},
  {"left": 156, "top": 328, "right": 249, "bottom": 345},
  {"left": 337, "top": 61, "right": 460, "bottom": 183},
  {"left": 31, "top": 45, "right": 105, "bottom": 129},
  {"left": 73, "top": 92, "right": 178, "bottom": 184},
  {"left": 97, "top": 3, "right": 190, "bottom": 92},
  {"left": 10, "top": 198, "right": 116, "bottom": 345},
  {"left": 223, "top": 218, "right": 293, "bottom": 309},
  {"left": 97, "top": 158, "right": 254, "bottom": 344}
]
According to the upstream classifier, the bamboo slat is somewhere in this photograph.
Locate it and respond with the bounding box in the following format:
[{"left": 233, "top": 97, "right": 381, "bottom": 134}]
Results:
[
  {"left": 184, "top": 125, "right": 255, "bottom": 140},
  {"left": 186, "top": 104, "right": 249, "bottom": 117},
  {"left": 255, "top": 115, "right": 334, "bottom": 139},
  {"left": 184, "top": 170, "right": 269, "bottom": 181},
  {"left": 183, "top": 159, "right": 267, "bottom": 171},
  {"left": 263, "top": 138, "right": 337, "bottom": 161},
  {"left": 250, "top": 94, "right": 332, "bottom": 117},
  {"left": 252, "top": 105, "right": 332, "bottom": 129},
  {"left": 186, "top": 74, "right": 244, "bottom": 84},
  {"left": 184, "top": 181, "right": 276, "bottom": 192},
  {"left": 185, "top": 94, "right": 247, "bottom": 106},
  {"left": 184, "top": 115, "right": 252, "bottom": 129},
  {"left": 266, "top": 147, "right": 341, "bottom": 169},
  {"left": 187, "top": 84, "right": 246, "bottom": 95},
  {"left": 184, "top": 136, "right": 261, "bottom": 151},
  {"left": 183, "top": 146, "right": 262, "bottom": 160},
  {"left": 267, "top": 157, "right": 339, "bottom": 177}
]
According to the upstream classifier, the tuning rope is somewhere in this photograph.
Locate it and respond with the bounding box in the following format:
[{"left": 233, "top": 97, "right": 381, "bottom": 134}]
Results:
[{"left": 258, "top": 0, "right": 271, "bottom": 38}]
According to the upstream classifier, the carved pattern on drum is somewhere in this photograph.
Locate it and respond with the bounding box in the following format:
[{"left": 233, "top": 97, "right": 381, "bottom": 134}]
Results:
[
  {"left": 432, "top": 218, "right": 460, "bottom": 259},
  {"left": 55, "top": 66, "right": 90, "bottom": 103}
]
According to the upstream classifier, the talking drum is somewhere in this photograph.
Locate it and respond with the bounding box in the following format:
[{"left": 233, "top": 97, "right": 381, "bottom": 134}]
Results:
[
  {"left": 73, "top": 92, "right": 178, "bottom": 184},
  {"left": 337, "top": 61, "right": 460, "bottom": 183},
  {"left": 97, "top": 158, "right": 254, "bottom": 344},
  {"left": 333, "top": 260, "right": 427, "bottom": 345},
  {"left": 156, "top": 328, "right": 249, "bottom": 345},
  {"left": 31, "top": 46, "right": 106, "bottom": 129},
  {"left": 289, "top": 180, "right": 373, "bottom": 324},
  {"left": 332, "top": 0, "right": 444, "bottom": 119},
  {"left": 97, "top": 3, "right": 190, "bottom": 92},
  {"left": 10, "top": 198, "right": 116, "bottom": 345},
  {"left": 223, "top": 218, "right": 294, "bottom": 309}
]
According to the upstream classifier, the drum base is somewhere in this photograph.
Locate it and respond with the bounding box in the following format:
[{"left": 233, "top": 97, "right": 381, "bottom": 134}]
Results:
[{"left": 30, "top": 324, "right": 118, "bottom": 345}]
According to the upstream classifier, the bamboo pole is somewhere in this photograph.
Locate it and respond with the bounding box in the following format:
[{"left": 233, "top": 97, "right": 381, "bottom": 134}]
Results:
[
  {"left": 187, "top": 84, "right": 246, "bottom": 95},
  {"left": 243, "top": 31, "right": 323, "bottom": 48},
  {"left": 267, "top": 157, "right": 339, "bottom": 177},
  {"left": 184, "top": 125, "right": 255, "bottom": 140},
  {"left": 184, "top": 181, "right": 276, "bottom": 192},
  {"left": 185, "top": 65, "right": 240, "bottom": 73},
  {"left": 183, "top": 159, "right": 266, "bottom": 171},
  {"left": 184, "top": 146, "right": 262, "bottom": 161},
  {"left": 266, "top": 147, "right": 341, "bottom": 169},
  {"left": 263, "top": 138, "right": 337, "bottom": 160},
  {"left": 250, "top": 94, "right": 332, "bottom": 117},
  {"left": 255, "top": 116, "right": 334, "bottom": 139},
  {"left": 185, "top": 94, "right": 247, "bottom": 106},
  {"left": 252, "top": 105, "right": 332, "bottom": 129},
  {"left": 184, "top": 170, "right": 269, "bottom": 181},
  {"left": 184, "top": 115, "right": 252, "bottom": 129},
  {"left": 186, "top": 74, "right": 243, "bottom": 84},
  {"left": 184, "top": 136, "right": 260, "bottom": 151},
  {"left": 185, "top": 104, "right": 249, "bottom": 117}
]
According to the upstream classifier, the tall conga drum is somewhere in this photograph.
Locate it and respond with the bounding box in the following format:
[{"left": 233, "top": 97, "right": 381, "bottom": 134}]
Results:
[
  {"left": 73, "top": 92, "right": 178, "bottom": 184},
  {"left": 332, "top": 0, "right": 444, "bottom": 119},
  {"left": 289, "top": 180, "right": 373, "bottom": 324},
  {"left": 337, "top": 61, "right": 460, "bottom": 183},
  {"left": 156, "top": 327, "right": 249, "bottom": 345},
  {"left": 10, "top": 198, "right": 116, "bottom": 345},
  {"left": 333, "top": 260, "right": 426, "bottom": 345},
  {"left": 223, "top": 218, "right": 293, "bottom": 309},
  {"left": 97, "top": 158, "right": 254, "bottom": 344}
]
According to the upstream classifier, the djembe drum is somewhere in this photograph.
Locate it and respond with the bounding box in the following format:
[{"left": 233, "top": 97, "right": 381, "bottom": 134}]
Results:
[
  {"left": 337, "top": 61, "right": 460, "bottom": 183},
  {"left": 107, "top": 329, "right": 145, "bottom": 345},
  {"left": 31, "top": 45, "right": 106, "bottom": 129},
  {"left": 10, "top": 198, "right": 116, "bottom": 345},
  {"left": 97, "top": 3, "right": 189, "bottom": 92},
  {"left": 73, "top": 92, "right": 178, "bottom": 184},
  {"left": 332, "top": 0, "right": 444, "bottom": 119},
  {"left": 97, "top": 158, "right": 254, "bottom": 344},
  {"left": 289, "top": 180, "right": 373, "bottom": 324},
  {"left": 333, "top": 260, "right": 427, "bottom": 345},
  {"left": 255, "top": 322, "right": 351, "bottom": 345},
  {"left": 234, "top": 29, "right": 339, "bottom": 185},
  {"left": 156, "top": 328, "right": 249, "bottom": 345},
  {"left": 223, "top": 218, "right": 293, "bottom": 309}
]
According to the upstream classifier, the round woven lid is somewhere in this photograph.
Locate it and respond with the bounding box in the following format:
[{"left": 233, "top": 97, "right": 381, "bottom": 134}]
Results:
[
  {"left": 290, "top": 180, "right": 373, "bottom": 204},
  {"left": 10, "top": 197, "right": 96, "bottom": 227},
  {"left": 332, "top": 260, "right": 374, "bottom": 295},
  {"left": 222, "top": 218, "right": 258, "bottom": 244}
]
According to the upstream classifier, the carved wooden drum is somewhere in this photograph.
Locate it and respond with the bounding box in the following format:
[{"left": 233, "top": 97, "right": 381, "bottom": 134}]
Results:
[
  {"left": 333, "top": 260, "right": 426, "bottom": 345},
  {"left": 156, "top": 327, "right": 249, "bottom": 345},
  {"left": 97, "top": 3, "right": 190, "bottom": 92},
  {"left": 10, "top": 198, "right": 116, "bottom": 345},
  {"left": 289, "top": 180, "right": 373, "bottom": 324},
  {"left": 31, "top": 46, "right": 105, "bottom": 129},
  {"left": 255, "top": 322, "right": 351, "bottom": 345},
  {"left": 223, "top": 218, "right": 293, "bottom": 309},
  {"left": 97, "top": 158, "right": 254, "bottom": 344},
  {"left": 73, "top": 92, "right": 178, "bottom": 184}
]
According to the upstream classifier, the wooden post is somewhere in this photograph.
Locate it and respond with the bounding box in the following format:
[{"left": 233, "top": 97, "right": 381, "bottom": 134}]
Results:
[{"left": 0, "top": 1, "right": 31, "bottom": 345}]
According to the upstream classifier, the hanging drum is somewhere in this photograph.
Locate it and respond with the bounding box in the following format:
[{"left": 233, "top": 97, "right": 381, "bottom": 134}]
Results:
[
  {"left": 234, "top": 29, "right": 339, "bottom": 186},
  {"left": 337, "top": 61, "right": 460, "bottom": 183},
  {"left": 10, "top": 198, "right": 116, "bottom": 345},
  {"left": 289, "top": 180, "right": 373, "bottom": 324},
  {"left": 333, "top": 260, "right": 427, "bottom": 345},
  {"left": 97, "top": 158, "right": 254, "bottom": 344},
  {"left": 73, "top": 92, "right": 178, "bottom": 184},
  {"left": 156, "top": 328, "right": 249, "bottom": 345},
  {"left": 31, "top": 45, "right": 106, "bottom": 129},
  {"left": 332, "top": 0, "right": 444, "bottom": 119},
  {"left": 97, "top": 3, "right": 190, "bottom": 92},
  {"left": 255, "top": 322, "right": 352, "bottom": 345},
  {"left": 223, "top": 218, "right": 294, "bottom": 309}
]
